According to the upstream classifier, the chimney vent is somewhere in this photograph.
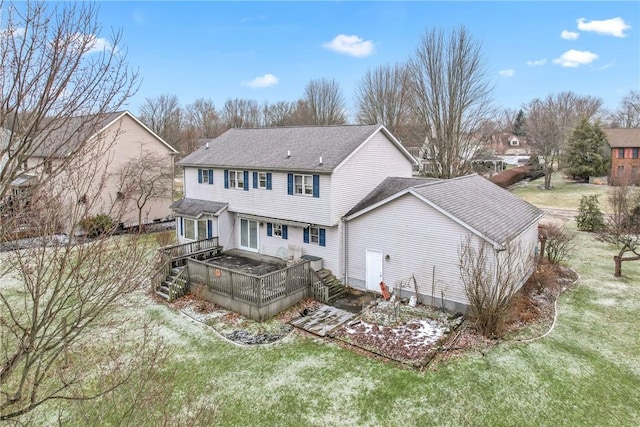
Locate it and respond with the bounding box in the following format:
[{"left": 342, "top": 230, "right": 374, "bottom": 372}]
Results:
[
  {"left": 287, "top": 150, "right": 291, "bottom": 158},
  {"left": 319, "top": 156, "right": 323, "bottom": 165},
  {"left": 205, "top": 142, "right": 209, "bottom": 149}
]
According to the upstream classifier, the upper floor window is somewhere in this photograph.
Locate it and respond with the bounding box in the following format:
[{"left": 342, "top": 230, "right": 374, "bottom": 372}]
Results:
[
  {"left": 295, "top": 174, "right": 313, "bottom": 195},
  {"left": 288, "top": 173, "right": 319, "bottom": 197},
  {"left": 198, "top": 168, "right": 214, "bottom": 185},
  {"left": 44, "top": 160, "right": 52, "bottom": 174},
  {"left": 252, "top": 171, "right": 272, "bottom": 190},
  {"left": 224, "top": 170, "right": 249, "bottom": 191},
  {"left": 230, "top": 170, "right": 244, "bottom": 189},
  {"left": 21, "top": 160, "right": 27, "bottom": 170},
  {"left": 618, "top": 148, "right": 625, "bottom": 159},
  {"left": 509, "top": 138, "right": 519, "bottom": 146},
  {"left": 632, "top": 148, "right": 639, "bottom": 159}
]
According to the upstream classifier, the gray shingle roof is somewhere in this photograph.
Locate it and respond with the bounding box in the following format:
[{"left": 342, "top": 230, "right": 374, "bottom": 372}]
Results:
[
  {"left": 347, "top": 174, "right": 543, "bottom": 245},
  {"left": 177, "top": 125, "right": 408, "bottom": 172},
  {"left": 604, "top": 128, "right": 640, "bottom": 148},
  {"left": 170, "top": 198, "right": 228, "bottom": 217},
  {"left": 345, "top": 176, "right": 440, "bottom": 217},
  {"left": 411, "top": 174, "right": 544, "bottom": 244}
]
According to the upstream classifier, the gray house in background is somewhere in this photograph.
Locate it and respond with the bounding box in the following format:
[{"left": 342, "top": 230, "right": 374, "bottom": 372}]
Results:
[{"left": 175, "top": 125, "right": 543, "bottom": 313}]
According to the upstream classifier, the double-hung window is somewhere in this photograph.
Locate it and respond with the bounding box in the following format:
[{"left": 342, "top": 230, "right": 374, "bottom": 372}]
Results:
[
  {"left": 258, "top": 172, "right": 267, "bottom": 189},
  {"left": 198, "top": 168, "right": 214, "bottom": 185},
  {"left": 267, "top": 222, "right": 288, "bottom": 239},
  {"left": 632, "top": 148, "right": 639, "bottom": 159},
  {"left": 303, "top": 226, "right": 326, "bottom": 246},
  {"left": 618, "top": 148, "right": 625, "bottom": 159},
  {"left": 230, "top": 170, "right": 244, "bottom": 189},
  {"left": 294, "top": 174, "right": 313, "bottom": 195}
]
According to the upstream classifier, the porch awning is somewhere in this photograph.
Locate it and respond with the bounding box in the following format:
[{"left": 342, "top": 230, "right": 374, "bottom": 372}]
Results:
[
  {"left": 170, "top": 198, "right": 228, "bottom": 218},
  {"left": 232, "top": 212, "right": 310, "bottom": 228}
]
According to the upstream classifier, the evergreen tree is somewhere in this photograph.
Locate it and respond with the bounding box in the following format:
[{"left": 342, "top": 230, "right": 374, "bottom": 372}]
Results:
[
  {"left": 513, "top": 109, "right": 526, "bottom": 136},
  {"left": 564, "top": 117, "right": 609, "bottom": 181}
]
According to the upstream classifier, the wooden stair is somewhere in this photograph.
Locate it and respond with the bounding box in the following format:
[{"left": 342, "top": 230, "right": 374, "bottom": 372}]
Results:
[
  {"left": 317, "top": 268, "right": 349, "bottom": 304},
  {"left": 155, "top": 266, "right": 188, "bottom": 302}
]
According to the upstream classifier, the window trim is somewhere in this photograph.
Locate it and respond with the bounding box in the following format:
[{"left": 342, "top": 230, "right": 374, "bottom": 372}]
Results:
[
  {"left": 229, "top": 170, "right": 244, "bottom": 189},
  {"left": 294, "top": 174, "right": 313, "bottom": 196},
  {"left": 258, "top": 172, "right": 267, "bottom": 189},
  {"left": 182, "top": 218, "right": 209, "bottom": 241},
  {"left": 618, "top": 148, "right": 625, "bottom": 159}
]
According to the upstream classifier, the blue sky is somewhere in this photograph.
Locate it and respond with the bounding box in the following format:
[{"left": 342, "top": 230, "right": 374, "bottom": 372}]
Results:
[{"left": 95, "top": 1, "right": 639, "bottom": 119}]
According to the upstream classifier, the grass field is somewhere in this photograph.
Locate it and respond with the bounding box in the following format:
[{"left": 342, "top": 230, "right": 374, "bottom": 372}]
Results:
[
  {"left": 12, "top": 174, "right": 640, "bottom": 426},
  {"left": 512, "top": 173, "right": 613, "bottom": 210}
]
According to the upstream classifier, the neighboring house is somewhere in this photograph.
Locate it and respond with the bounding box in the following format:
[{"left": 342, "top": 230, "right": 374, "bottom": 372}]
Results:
[
  {"left": 17, "top": 111, "right": 177, "bottom": 227},
  {"left": 605, "top": 128, "right": 640, "bottom": 186},
  {"left": 174, "top": 125, "right": 543, "bottom": 313},
  {"left": 0, "top": 127, "right": 10, "bottom": 173},
  {"left": 489, "top": 132, "right": 531, "bottom": 166}
]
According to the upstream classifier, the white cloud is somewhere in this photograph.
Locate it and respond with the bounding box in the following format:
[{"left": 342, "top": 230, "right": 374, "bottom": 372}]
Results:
[
  {"left": 86, "top": 36, "right": 112, "bottom": 54},
  {"left": 323, "top": 34, "right": 374, "bottom": 57},
  {"left": 577, "top": 17, "right": 631, "bottom": 37},
  {"left": 244, "top": 74, "right": 279, "bottom": 88},
  {"left": 553, "top": 49, "right": 598, "bottom": 67},
  {"left": 527, "top": 58, "right": 547, "bottom": 66},
  {"left": 561, "top": 30, "right": 580, "bottom": 40},
  {"left": 499, "top": 69, "right": 515, "bottom": 77}
]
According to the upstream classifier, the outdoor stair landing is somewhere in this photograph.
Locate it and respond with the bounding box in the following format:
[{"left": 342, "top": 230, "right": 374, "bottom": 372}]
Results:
[
  {"left": 155, "top": 266, "right": 186, "bottom": 301},
  {"left": 317, "top": 269, "right": 349, "bottom": 304},
  {"left": 290, "top": 305, "right": 355, "bottom": 337}
]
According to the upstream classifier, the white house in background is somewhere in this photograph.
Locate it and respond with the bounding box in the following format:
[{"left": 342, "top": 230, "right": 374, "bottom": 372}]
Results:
[
  {"left": 0, "top": 127, "right": 10, "bottom": 172},
  {"left": 174, "top": 125, "right": 543, "bottom": 312}
]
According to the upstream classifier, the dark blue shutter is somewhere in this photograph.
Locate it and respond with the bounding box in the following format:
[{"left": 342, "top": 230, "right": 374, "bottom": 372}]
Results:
[
  {"left": 208, "top": 169, "right": 214, "bottom": 185},
  {"left": 312, "top": 175, "right": 320, "bottom": 198},
  {"left": 266, "top": 173, "right": 272, "bottom": 190},
  {"left": 207, "top": 219, "right": 213, "bottom": 238},
  {"left": 224, "top": 170, "right": 229, "bottom": 188},
  {"left": 179, "top": 217, "right": 183, "bottom": 236},
  {"left": 197, "top": 168, "right": 203, "bottom": 183},
  {"left": 287, "top": 173, "right": 293, "bottom": 195},
  {"left": 303, "top": 227, "right": 309, "bottom": 243},
  {"left": 253, "top": 172, "right": 258, "bottom": 188},
  {"left": 319, "top": 228, "right": 326, "bottom": 247},
  {"left": 243, "top": 171, "right": 249, "bottom": 191},
  {"left": 267, "top": 223, "right": 272, "bottom": 236},
  {"left": 282, "top": 225, "right": 288, "bottom": 240}
]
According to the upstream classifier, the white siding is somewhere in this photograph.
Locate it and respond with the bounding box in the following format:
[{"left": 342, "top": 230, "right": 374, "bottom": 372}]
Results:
[
  {"left": 184, "top": 168, "right": 332, "bottom": 226},
  {"left": 330, "top": 131, "right": 413, "bottom": 223},
  {"left": 346, "top": 194, "right": 488, "bottom": 306}
]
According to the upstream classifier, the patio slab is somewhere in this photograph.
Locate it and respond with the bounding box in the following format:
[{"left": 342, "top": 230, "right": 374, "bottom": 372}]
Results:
[{"left": 290, "top": 305, "right": 355, "bottom": 337}]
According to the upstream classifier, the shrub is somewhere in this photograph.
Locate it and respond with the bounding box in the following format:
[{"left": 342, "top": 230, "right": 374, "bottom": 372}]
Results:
[
  {"left": 154, "top": 230, "right": 175, "bottom": 247},
  {"left": 539, "top": 224, "right": 575, "bottom": 265},
  {"left": 576, "top": 195, "right": 605, "bottom": 231},
  {"left": 489, "top": 166, "right": 530, "bottom": 188},
  {"left": 79, "top": 214, "right": 116, "bottom": 237}
]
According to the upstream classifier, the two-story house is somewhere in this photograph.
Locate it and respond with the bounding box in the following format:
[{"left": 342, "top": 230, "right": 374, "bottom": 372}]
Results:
[
  {"left": 173, "top": 125, "right": 417, "bottom": 275},
  {"left": 174, "top": 125, "right": 543, "bottom": 313},
  {"left": 605, "top": 128, "right": 640, "bottom": 186},
  {"left": 11, "top": 111, "right": 177, "bottom": 228}
]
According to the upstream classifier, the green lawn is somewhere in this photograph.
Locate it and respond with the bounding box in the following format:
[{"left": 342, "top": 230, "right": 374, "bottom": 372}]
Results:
[
  {"left": 16, "top": 176, "right": 640, "bottom": 425},
  {"left": 512, "top": 173, "right": 613, "bottom": 210}
]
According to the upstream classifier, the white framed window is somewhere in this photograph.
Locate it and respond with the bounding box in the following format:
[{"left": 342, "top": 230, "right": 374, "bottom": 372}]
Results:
[
  {"left": 310, "top": 226, "right": 319, "bottom": 244},
  {"left": 273, "top": 223, "right": 282, "bottom": 237},
  {"left": 230, "top": 170, "right": 244, "bottom": 189},
  {"left": 258, "top": 172, "right": 267, "bottom": 189},
  {"left": 184, "top": 218, "right": 207, "bottom": 240},
  {"left": 202, "top": 171, "right": 210, "bottom": 184},
  {"left": 294, "top": 174, "right": 313, "bottom": 195}
]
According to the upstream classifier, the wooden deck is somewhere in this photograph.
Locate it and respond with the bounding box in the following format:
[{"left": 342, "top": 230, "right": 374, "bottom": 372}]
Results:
[{"left": 290, "top": 305, "right": 355, "bottom": 337}]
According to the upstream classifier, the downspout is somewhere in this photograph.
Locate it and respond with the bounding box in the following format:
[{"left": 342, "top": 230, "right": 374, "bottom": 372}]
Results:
[{"left": 343, "top": 217, "right": 349, "bottom": 286}]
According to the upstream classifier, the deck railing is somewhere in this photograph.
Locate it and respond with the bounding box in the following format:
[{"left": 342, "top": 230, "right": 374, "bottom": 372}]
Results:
[
  {"left": 159, "top": 237, "right": 221, "bottom": 264},
  {"left": 186, "top": 257, "right": 315, "bottom": 308}
]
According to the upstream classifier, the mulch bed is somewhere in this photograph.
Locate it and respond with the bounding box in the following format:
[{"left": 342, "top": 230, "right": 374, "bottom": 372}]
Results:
[{"left": 167, "top": 262, "right": 578, "bottom": 366}]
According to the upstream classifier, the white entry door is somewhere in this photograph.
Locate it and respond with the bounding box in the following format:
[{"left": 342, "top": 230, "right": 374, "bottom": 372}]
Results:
[
  {"left": 365, "top": 249, "right": 383, "bottom": 292},
  {"left": 240, "top": 218, "right": 258, "bottom": 252}
]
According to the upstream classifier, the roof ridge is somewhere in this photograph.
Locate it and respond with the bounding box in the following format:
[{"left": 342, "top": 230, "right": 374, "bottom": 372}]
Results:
[{"left": 227, "top": 124, "right": 381, "bottom": 131}]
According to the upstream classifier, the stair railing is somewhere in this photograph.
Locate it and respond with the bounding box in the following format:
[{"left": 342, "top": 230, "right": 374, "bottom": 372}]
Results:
[
  {"left": 309, "top": 268, "right": 329, "bottom": 303},
  {"left": 169, "top": 267, "right": 190, "bottom": 302},
  {"left": 151, "top": 261, "right": 171, "bottom": 295}
]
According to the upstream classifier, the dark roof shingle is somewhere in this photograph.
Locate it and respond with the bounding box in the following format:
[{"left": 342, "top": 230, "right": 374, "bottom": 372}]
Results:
[
  {"left": 604, "top": 128, "right": 640, "bottom": 148},
  {"left": 170, "top": 198, "right": 228, "bottom": 217}
]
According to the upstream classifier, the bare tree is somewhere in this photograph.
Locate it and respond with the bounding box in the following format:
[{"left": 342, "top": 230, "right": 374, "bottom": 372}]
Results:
[
  {"left": 184, "top": 98, "right": 224, "bottom": 138},
  {"left": 0, "top": 0, "right": 138, "bottom": 200},
  {"left": 262, "top": 100, "right": 297, "bottom": 127},
  {"left": 602, "top": 186, "right": 640, "bottom": 277},
  {"left": 298, "top": 78, "right": 347, "bottom": 125},
  {"left": 525, "top": 92, "right": 603, "bottom": 189},
  {"left": 407, "top": 26, "right": 495, "bottom": 178},
  {"left": 355, "top": 63, "right": 411, "bottom": 130},
  {"left": 608, "top": 90, "right": 640, "bottom": 128},
  {"left": 459, "top": 236, "right": 532, "bottom": 337},
  {"left": 0, "top": 136, "right": 167, "bottom": 420},
  {"left": 138, "top": 94, "right": 183, "bottom": 147},
  {"left": 116, "top": 150, "right": 173, "bottom": 231},
  {"left": 221, "top": 98, "right": 263, "bottom": 128}
]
